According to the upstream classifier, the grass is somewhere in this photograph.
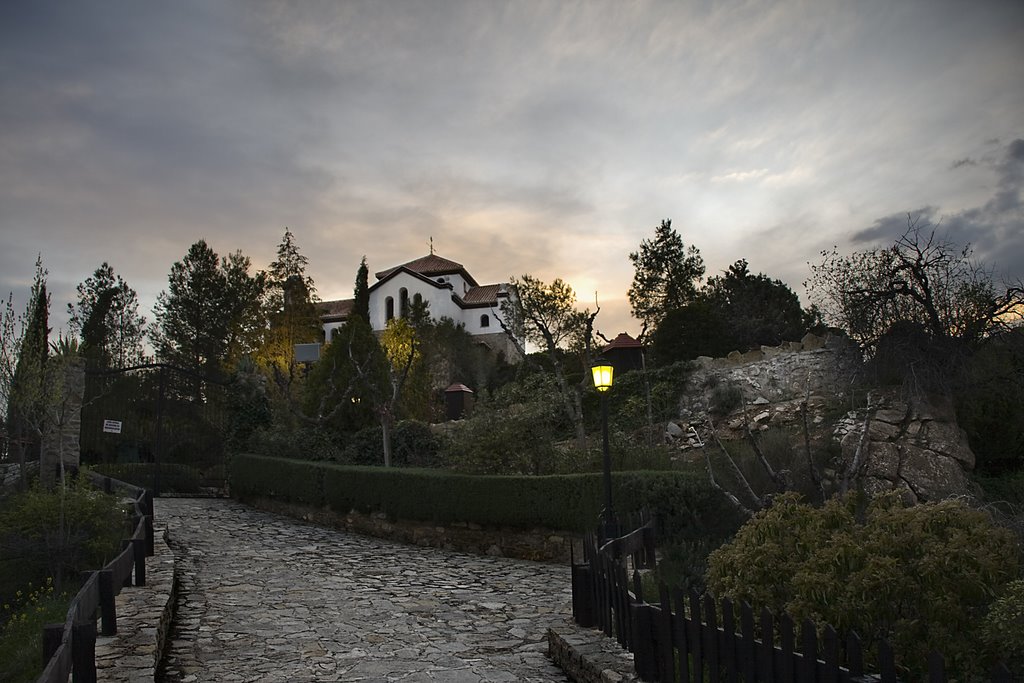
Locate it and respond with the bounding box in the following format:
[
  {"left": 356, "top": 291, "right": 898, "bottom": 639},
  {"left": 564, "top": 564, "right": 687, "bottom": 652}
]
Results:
[{"left": 0, "top": 578, "right": 75, "bottom": 683}]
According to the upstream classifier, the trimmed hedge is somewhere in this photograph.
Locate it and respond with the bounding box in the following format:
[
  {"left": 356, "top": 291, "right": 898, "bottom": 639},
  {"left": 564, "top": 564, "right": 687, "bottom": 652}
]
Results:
[
  {"left": 230, "top": 453, "right": 740, "bottom": 536},
  {"left": 88, "top": 463, "right": 203, "bottom": 494}
]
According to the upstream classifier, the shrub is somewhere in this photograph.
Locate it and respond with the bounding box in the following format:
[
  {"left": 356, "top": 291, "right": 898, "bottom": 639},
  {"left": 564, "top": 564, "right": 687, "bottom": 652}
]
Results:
[
  {"left": 980, "top": 579, "right": 1024, "bottom": 675},
  {"left": 706, "top": 492, "right": 1021, "bottom": 677},
  {"left": 0, "top": 480, "right": 125, "bottom": 600},
  {"left": 709, "top": 382, "right": 743, "bottom": 416},
  {"left": 231, "top": 454, "right": 737, "bottom": 535},
  {"left": 0, "top": 578, "right": 73, "bottom": 683}
]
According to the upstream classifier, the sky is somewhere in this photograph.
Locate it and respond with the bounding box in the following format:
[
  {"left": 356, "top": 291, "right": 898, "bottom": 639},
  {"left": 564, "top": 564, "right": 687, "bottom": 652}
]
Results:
[{"left": 1, "top": 0, "right": 1022, "bottom": 343}]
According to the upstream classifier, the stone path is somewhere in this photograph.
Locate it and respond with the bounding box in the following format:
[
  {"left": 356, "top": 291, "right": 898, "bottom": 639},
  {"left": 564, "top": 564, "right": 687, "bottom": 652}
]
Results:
[{"left": 157, "top": 498, "right": 573, "bottom": 682}]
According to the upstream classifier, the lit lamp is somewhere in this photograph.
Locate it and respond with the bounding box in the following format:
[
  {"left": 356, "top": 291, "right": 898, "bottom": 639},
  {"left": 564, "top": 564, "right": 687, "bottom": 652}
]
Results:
[{"left": 591, "top": 360, "right": 616, "bottom": 540}]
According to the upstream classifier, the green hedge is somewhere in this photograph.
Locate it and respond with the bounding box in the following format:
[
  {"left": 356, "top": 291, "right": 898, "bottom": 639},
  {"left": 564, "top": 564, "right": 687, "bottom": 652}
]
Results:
[
  {"left": 88, "top": 463, "right": 202, "bottom": 494},
  {"left": 230, "top": 454, "right": 742, "bottom": 536}
]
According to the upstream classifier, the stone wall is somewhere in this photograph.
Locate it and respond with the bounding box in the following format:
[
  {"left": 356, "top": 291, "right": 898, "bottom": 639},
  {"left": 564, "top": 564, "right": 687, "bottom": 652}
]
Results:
[
  {"left": 242, "top": 496, "right": 575, "bottom": 564},
  {"left": 665, "top": 333, "right": 979, "bottom": 502}
]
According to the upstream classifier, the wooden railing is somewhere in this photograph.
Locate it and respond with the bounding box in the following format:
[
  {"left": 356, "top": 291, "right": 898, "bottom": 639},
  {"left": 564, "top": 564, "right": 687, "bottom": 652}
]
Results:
[
  {"left": 571, "top": 514, "right": 1014, "bottom": 682},
  {"left": 36, "top": 473, "right": 155, "bottom": 683}
]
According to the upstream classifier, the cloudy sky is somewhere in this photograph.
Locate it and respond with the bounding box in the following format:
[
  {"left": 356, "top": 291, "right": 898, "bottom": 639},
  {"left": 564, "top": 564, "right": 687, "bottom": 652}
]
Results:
[{"left": 2, "top": 0, "right": 1022, "bottom": 341}]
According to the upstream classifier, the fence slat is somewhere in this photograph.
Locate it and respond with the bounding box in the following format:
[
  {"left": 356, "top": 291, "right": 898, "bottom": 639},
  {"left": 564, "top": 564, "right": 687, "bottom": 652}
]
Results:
[
  {"left": 779, "top": 614, "right": 795, "bottom": 683},
  {"left": 799, "top": 619, "right": 817, "bottom": 683},
  {"left": 846, "top": 630, "right": 864, "bottom": 678},
  {"left": 657, "top": 583, "right": 676, "bottom": 683},
  {"left": 689, "top": 589, "right": 704, "bottom": 683},
  {"left": 879, "top": 639, "right": 897, "bottom": 683},
  {"left": 703, "top": 594, "right": 720, "bottom": 683},
  {"left": 673, "top": 588, "right": 691, "bottom": 683},
  {"left": 739, "top": 602, "right": 756, "bottom": 683},
  {"left": 822, "top": 624, "right": 839, "bottom": 683},
  {"left": 928, "top": 650, "right": 946, "bottom": 683},
  {"left": 721, "top": 597, "right": 738, "bottom": 683},
  {"left": 759, "top": 608, "right": 775, "bottom": 683}
]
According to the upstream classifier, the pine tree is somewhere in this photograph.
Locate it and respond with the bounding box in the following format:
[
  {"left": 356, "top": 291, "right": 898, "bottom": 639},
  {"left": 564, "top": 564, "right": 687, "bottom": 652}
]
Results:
[
  {"left": 67, "top": 262, "right": 147, "bottom": 369},
  {"left": 628, "top": 219, "right": 705, "bottom": 335},
  {"left": 353, "top": 256, "right": 370, "bottom": 322},
  {"left": 257, "top": 229, "right": 321, "bottom": 376},
  {"left": 152, "top": 240, "right": 268, "bottom": 376}
]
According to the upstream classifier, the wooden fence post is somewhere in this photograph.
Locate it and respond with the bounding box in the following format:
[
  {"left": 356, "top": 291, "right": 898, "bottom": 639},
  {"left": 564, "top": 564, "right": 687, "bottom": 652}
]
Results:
[
  {"left": 131, "top": 537, "right": 146, "bottom": 586},
  {"left": 72, "top": 620, "right": 98, "bottom": 683},
  {"left": 42, "top": 623, "right": 63, "bottom": 667},
  {"left": 97, "top": 569, "right": 116, "bottom": 636},
  {"left": 572, "top": 563, "right": 596, "bottom": 627},
  {"left": 121, "top": 540, "right": 133, "bottom": 588}
]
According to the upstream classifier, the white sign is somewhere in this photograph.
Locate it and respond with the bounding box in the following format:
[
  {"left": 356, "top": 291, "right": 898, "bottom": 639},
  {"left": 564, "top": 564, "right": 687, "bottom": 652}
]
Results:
[{"left": 102, "top": 419, "right": 123, "bottom": 434}]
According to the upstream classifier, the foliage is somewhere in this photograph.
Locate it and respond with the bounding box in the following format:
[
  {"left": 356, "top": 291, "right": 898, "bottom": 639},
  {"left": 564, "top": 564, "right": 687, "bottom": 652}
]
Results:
[
  {"left": 628, "top": 219, "right": 705, "bottom": 335},
  {"left": 341, "top": 420, "right": 441, "bottom": 468},
  {"left": 2, "top": 257, "right": 51, "bottom": 478},
  {"left": 302, "top": 317, "right": 380, "bottom": 435},
  {"left": 956, "top": 328, "right": 1024, "bottom": 472},
  {"left": 650, "top": 300, "right": 733, "bottom": 364},
  {"left": 0, "top": 479, "right": 125, "bottom": 599},
  {"left": 380, "top": 317, "right": 431, "bottom": 421},
  {"left": 231, "top": 453, "right": 734, "bottom": 533},
  {"left": 706, "top": 492, "right": 1021, "bottom": 677},
  {"left": 257, "top": 229, "right": 322, "bottom": 380},
  {"left": 151, "top": 240, "right": 269, "bottom": 377},
  {"left": 0, "top": 577, "right": 73, "bottom": 683},
  {"left": 806, "top": 217, "right": 1023, "bottom": 352},
  {"left": 702, "top": 259, "right": 805, "bottom": 350},
  {"left": 66, "top": 262, "right": 147, "bottom": 369},
  {"left": 438, "top": 372, "right": 572, "bottom": 475},
  {"left": 708, "top": 381, "right": 743, "bottom": 416},
  {"left": 353, "top": 256, "right": 370, "bottom": 322},
  {"left": 980, "top": 579, "right": 1024, "bottom": 674},
  {"left": 501, "top": 274, "right": 597, "bottom": 448}
]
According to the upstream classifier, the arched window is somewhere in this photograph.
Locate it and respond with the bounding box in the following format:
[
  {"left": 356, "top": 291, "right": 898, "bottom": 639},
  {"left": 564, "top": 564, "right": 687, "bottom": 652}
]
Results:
[
  {"left": 385, "top": 297, "right": 395, "bottom": 321},
  {"left": 399, "top": 288, "right": 409, "bottom": 318},
  {"left": 480, "top": 314, "right": 490, "bottom": 328},
  {"left": 413, "top": 292, "right": 423, "bottom": 306}
]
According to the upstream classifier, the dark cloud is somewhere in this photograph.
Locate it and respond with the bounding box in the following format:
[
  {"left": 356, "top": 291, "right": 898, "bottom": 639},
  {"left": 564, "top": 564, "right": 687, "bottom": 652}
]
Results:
[
  {"left": 950, "top": 157, "right": 977, "bottom": 169},
  {"left": 851, "top": 140, "right": 1024, "bottom": 281}
]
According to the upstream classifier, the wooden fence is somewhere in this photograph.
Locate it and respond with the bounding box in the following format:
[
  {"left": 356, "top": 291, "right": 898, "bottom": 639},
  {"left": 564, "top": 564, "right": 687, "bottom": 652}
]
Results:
[
  {"left": 35, "top": 473, "right": 155, "bottom": 683},
  {"left": 571, "top": 515, "right": 1014, "bottom": 683}
]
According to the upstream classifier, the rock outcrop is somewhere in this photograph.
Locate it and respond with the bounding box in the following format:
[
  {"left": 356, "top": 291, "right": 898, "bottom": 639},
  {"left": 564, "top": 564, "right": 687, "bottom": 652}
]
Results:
[{"left": 664, "top": 333, "right": 979, "bottom": 502}]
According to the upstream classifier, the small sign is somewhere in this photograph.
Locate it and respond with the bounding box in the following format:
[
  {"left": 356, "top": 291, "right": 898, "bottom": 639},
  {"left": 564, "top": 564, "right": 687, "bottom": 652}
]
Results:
[{"left": 102, "top": 419, "right": 123, "bottom": 434}]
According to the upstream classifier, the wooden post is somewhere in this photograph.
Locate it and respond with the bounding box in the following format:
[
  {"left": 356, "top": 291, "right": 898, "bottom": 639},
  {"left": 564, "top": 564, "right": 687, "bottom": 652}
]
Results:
[
  {"left": 571, "top": 564, "right": 596, "bottom": 627},
  {"left": 43, "top": 623, "right": 64, "bottom": 667},
  {"left": 121, "top": 540, "right": 133, "bottom": 588},
  {"left": 71, "top": 620, "right": 97, "bottom": 683},
  {"left": 144, "top": 514, "right": 154, "bottom": 557},
  {"left": 98, "top": 569, "right": 116, "bottom": 636},
  {"left": 131, "top": 537, "right": 146, "bottom": 586}
]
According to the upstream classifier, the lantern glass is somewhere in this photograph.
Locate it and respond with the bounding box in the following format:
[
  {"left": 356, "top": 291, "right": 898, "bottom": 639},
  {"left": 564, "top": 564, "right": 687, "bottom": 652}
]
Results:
[{"left": 591, "top": 362, "right": 614, "bottom": 392}]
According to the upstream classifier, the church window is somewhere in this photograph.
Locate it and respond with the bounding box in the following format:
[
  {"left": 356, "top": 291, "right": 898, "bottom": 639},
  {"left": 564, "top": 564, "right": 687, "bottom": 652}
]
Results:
[
  {"left": 400, "top": 288, "right": 409, "bottom": 318},
  {"left": 385, "top": 297, "right": 394, "bottom": 321},
  {"left": 480, "top": 314, "right": 490, "bottom": 328}
]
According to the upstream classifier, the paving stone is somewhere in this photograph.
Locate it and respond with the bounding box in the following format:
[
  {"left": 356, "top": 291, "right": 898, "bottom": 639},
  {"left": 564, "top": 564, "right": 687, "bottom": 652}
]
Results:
[{"left": 158, "top": 498, "right": 572, "bottom": 682}]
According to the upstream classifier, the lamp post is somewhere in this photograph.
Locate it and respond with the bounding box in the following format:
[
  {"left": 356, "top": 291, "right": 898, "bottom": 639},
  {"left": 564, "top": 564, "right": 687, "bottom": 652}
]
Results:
[{"left": 591, "top": 360, "right": 616, "bottom": 540}]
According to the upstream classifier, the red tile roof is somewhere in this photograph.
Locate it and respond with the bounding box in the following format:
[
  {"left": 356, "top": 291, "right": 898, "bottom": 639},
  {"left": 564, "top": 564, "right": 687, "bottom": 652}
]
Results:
[
  {"left": 320, "top": 298, "right": 354, "bottom": 321},
  {"left": 461, "top": 284, "right": 501, "bottom": 305},
  {"left": 375, "top": 254, "right": 470, "bottom": 281}
]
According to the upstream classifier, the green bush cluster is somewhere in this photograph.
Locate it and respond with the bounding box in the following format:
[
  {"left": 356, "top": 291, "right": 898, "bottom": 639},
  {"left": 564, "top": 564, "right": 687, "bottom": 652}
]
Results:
[
  {"left": 230, "top": 454, "right": 736, "bottom": 534},
  {"left": 0, "top": 480, "right": 126, "bottom": 600},
  {"left": 981, "top": 579, "right": 1024, "bottom": 675},
  {"left": 706, "top": 492, "right": 1021, "bottom": 677},
  {"left": 0, "top": 578, "right": 73, "bottom": 683}
]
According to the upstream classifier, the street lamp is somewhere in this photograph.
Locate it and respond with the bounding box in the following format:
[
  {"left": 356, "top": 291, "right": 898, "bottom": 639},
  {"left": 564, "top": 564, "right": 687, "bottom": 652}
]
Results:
[{"left": 591, "top": 360, "right": 616, "bottom": 540}]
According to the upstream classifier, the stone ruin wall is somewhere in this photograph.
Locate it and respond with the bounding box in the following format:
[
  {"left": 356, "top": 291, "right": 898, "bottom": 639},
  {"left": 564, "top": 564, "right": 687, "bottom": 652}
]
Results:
[{"left": 665, "top": 333, "right": 979, "bottom": 503}]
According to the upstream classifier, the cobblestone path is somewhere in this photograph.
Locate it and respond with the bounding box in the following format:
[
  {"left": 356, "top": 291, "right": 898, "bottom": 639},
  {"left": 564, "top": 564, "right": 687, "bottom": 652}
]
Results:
[{"left": 157, "top": 498, "right": 573, "bottom": 682}]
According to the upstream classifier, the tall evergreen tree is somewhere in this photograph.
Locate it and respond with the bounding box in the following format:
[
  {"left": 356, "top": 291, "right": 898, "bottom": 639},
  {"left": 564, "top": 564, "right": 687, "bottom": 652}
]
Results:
[
  {"left": 628, "top": 219, "right": 705, "bottom": 336},
  {"left": 258, "top": 229, "right": 321, "bottom": 376},
  {"left": 4, "top": 257, "right": 50, "bottom": 477},
  {"left": 67, "top": 262, "right": 147, "bottom": 369},
  {"left": 353, "top": 256, "right": 370, "bottom": 322},
  {"left": 152, "top": 240, "right": 268, "bottom": 376}
]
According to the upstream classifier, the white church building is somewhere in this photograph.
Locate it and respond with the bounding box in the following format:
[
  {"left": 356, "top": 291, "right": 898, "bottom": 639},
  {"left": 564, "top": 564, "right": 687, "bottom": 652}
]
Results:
[{"left": 320, "top": 253, "right": 522, "bottom": 360}]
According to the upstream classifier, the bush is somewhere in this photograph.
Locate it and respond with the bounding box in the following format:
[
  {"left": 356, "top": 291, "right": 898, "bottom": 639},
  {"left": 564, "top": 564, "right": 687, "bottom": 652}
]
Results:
[
  {"left": 0, "top": 480, "right": 125, "bottom": 601},
  {"left": 981, "top": 579, "right": 1024, "bottom": 675},
  {"left": 0, "top": 578, "right": 74, "bottom": 683},
  {"left": 231, "top": 454, "right": 737, "bottom": 535},
  {"left": 341, "top": 420, "right": 441, "bottom": 468},
  {"left": 706, "top": 492, "right": 1021, "bottom": 677}
]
